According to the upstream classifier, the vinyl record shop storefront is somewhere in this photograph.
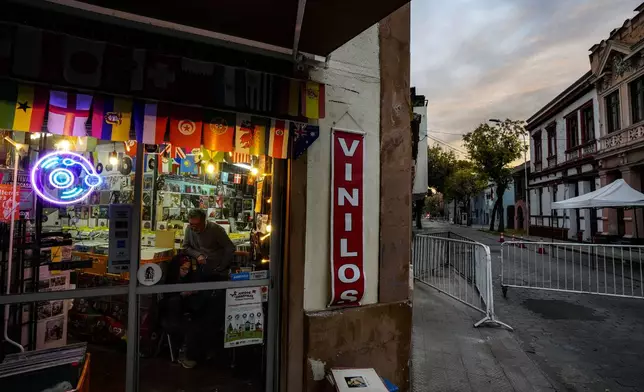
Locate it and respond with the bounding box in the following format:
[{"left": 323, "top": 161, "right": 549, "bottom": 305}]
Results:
[{"left": 0, "top": 2, "right": 413, "bottom": 392}]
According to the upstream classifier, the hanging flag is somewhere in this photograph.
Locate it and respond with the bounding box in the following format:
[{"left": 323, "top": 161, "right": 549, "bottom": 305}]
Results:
[
  {"left": 180, "top": 155, "right": 198, "bottom": 174},
  {"left": 203, "top": 110, "right": 235, "bottom": 152},
  {"left": 172, "top": 145, "right": 186, "bottom": 164},
  {"left": 277, "top": 78, "right": 300, "bottom": 117},
  {"left": 221, "top": 172, "right": 229, "bottom": 183},
  {"left": 133, "top": 100, "right": 168, "bottom": 145},
  {"left": 12, "top": 26, "right": 64, "bottom": 83},
  {"left": 144, "top": 53, "right": 179, "bottom": 99},
  {"left": 47, "top": 90, "right": 93, "bottom": 137},
  {"left": 124, "top": 141, "right": 137, "bottom": 157},
  {"left": 245, "top": 71, "right": 273, "bottom": 112},
  {"left": 0, "top": 80, "right": 47, "bottom": 132},
  {"left": 301, "top": 81, "right": 326, "bottom": 119},
  {"left": 0, "top": 25, "right": 12, "bottom": 75},
  {"left": 234, "top": 114, "right": 253, "bottom": 162},
  {"left": 91, "top": 95, "right": 133, "bottom": 141},
  {"left": 178, "top": 58, "right": 215, "bottom": 104},
  {"left": 250, "top": 116, "right": 268, "bottom": 156},
  {"left": 268, "top": 119, "right": 290, "bottom": 159},
  {"left": 233, "top": 173, "right": 242, "bottom": 184},
  {"left": 63, "top": 35, "right": 105, "bottom": 88},
  {"left": 169, "top": 106, "right": 203, "bottom": 150},
  {"left": 290, "top": 122, "right": 320, "bottom": 159},
  {"left": 214, "top": 65, "right": 242, "bottom": 108},
  {"left": 101, "top": 44, "right": 140, "bottom": 93}
]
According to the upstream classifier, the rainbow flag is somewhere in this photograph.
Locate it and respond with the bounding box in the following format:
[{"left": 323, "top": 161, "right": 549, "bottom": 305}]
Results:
[{"left": 0, "top": 80, "right": 47, "bottom": 132}]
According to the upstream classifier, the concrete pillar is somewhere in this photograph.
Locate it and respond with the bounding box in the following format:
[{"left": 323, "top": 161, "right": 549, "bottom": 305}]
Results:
[
  {"left": 600, "top": 172, "right": 618, "bottom": 235},
  {"left": 620, "top": 168, "right": 644, "bottom": 238}
]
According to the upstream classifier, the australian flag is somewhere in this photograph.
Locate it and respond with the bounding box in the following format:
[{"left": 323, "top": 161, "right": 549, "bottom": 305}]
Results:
[{"left": 290, "top": 122, "right": 320, "bottom": 160}]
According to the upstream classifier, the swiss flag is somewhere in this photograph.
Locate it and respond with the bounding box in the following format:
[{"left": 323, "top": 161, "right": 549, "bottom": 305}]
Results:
[
  {"left": 169, "top": 106, "right": 203, "bottom": 150},
  {"left": 144, "top": 52, "right": 179, "bottom": 100}
]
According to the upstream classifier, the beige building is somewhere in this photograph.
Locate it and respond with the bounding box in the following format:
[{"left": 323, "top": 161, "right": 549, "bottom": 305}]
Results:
[{"left": 591, "top": 2, "right": 644, "bottom": 238}]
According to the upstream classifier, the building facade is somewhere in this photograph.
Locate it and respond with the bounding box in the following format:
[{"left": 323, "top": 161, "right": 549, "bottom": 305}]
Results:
[
  {"left": 590, "top": 3, "right": 644, "bottom": 239},
  {"left": 0, "top": 2, "right": 413, "bottom": 392},
  {"left": 511, "top": 162, "right": 530, "bottom": 232},
  {"left": 527, "top": 72, "right": 602, "bottom": 241}
]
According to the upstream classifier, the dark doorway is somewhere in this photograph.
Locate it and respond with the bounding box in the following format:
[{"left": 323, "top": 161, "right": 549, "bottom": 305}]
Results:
[
  {"left": 507, "top": 206, "right": 515, "bottom": 230},
  {"left": 517, "top": 206, "right": 524, "bottom": 230}
]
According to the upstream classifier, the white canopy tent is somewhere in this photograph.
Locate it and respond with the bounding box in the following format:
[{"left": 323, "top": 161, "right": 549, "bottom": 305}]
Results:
[{"left": 552, "top": 179, "right": 644, "bottom": 209}]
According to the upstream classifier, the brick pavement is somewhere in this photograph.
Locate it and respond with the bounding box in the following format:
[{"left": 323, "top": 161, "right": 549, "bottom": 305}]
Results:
[
  {"left": 412, "top": 283, "right": 556, "bottom": 391},
  {"left": 428, "top": 223, "right": 644, "bottom": 392}
]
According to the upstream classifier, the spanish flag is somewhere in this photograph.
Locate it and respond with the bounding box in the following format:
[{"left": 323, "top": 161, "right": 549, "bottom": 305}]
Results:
[
  {"left": 301, "top": 81, "right": 325, "bottom": 119},
  {"left": 0, "top": 80, "right": 47, "bottom": 132}
]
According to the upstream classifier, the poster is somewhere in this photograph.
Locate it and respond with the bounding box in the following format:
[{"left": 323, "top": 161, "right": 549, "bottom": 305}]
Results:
[
  {"left": 21, "top": 266, "right": 71, "bottom": 350},
  {"left": 329, "top": 129, "right": 365, "bottom": 307},
  {"left": 224, "top": 287, "right": 264, "bottom": 348},
  {"left": 0, "top": 184, "right": 20, "bottom": 221}
]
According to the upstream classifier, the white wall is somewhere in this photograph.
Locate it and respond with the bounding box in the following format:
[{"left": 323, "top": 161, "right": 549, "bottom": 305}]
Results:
[
  {"left": 303, "top": 25, "right": 381, "bottom": 311},
  {"left": 413, "top": 106, "right": 428, "bottom": 195}
]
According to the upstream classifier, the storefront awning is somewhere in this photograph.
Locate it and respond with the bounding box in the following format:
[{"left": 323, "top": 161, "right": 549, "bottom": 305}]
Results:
[{"left": 29, "top": 0, "right": 409, "bottom": 57}]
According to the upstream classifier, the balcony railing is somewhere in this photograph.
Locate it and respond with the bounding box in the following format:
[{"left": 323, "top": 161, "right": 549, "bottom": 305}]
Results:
[
  {"left": 565, "top": 140, "right": 597, "bottom": 162},
  {"left": 600, "top": 124, "right": 644, "bottom": 152}
]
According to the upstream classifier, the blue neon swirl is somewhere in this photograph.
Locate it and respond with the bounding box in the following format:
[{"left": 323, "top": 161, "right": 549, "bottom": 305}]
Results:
[{"left": 60, "top": 188, "right": 83, "bottom": 199}]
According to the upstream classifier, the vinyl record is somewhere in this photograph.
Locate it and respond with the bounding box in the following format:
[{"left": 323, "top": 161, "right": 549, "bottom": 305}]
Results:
[
  {"left": 148, "top": 158, "right": 156, "bottom": 170},
  {"left": 96, "top": 163, "right": 103, "bottom": 174},
  {"left": 105, "top": 163, "right": 113, "bottom": 172},
  {"left": 120, "top": 156, "right": 133, "bottom": 175}
]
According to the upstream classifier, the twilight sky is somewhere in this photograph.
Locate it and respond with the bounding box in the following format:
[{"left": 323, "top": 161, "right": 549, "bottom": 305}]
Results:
[{"left": 411, "top": 0, "right": 642, "bottom": 158}]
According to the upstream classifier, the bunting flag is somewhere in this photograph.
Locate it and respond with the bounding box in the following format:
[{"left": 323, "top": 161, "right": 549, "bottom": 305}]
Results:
[
  {"left": 178, "top": 58, "right": 215, "bottom": 104},
  {"left": 91, "top": 95, "right": 133, "bottom": 141},
  {"left": 144, "top": 53, "right": 179, "bottom": 99},
  {"left": 268, "top": 119, "right": 290, "bottom": 159},
  {"left": 173, "top": 145, "right": 186, "bottom": 164},
  {"left": 180, "top": 155, "right": 198, "bottom": 174},
  {"left": 233, "top": 173, "right": 242, "bottom": 184},
  {"left": 47, "top": 90, "right": 93, "bottom": 137},
  {"left": 301, "top": 81, "right": 325, "bottom": 119},
  {"left": 250, "top": 116, "right": 268, "bottom": 156},
  {"left": 124, "top": 140, "right": 137, "bottom": 157},
  {"left": 234, "top": 114, "right": 253, "bottom": 162},
  {"left": 63, "top": 35, "right": 105, "bottom": 88},
  {"left": 169, "top": 106, "right": 203, "bottom": 150},
  {"left": 0, "top": 80, "right": 47, "bottom": 132},
  {"left": 102, "top": 44, "right": 144, "bottom": 93},
  {"left": 230, "top": 152, "right": 250, "bottom": 164},
  {"left": 221, "top": 172, "right": 229, "bottom": 183},
  {"left": 203, "top": 110, "right": 235, "bottom": 152},
  {"left": 290, "top": 122, "right": 320, "bottom": 159},
  {"left": 277, "top": 77, "right": 300, "bottom": 117},
  {"left": 214, "top": 65, "right": 242, "bottom": 108},
  {"left": 245, "top": 71, "right": 273, "bottom": 112},
  {"left": 133, "top": 101, "right": 168, "bottom": 144},
  {"left": 12, "top": 26, "right": 64, "bottom": 83}
]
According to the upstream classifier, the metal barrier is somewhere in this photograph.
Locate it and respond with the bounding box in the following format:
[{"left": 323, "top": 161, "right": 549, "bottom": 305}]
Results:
[
  {"left": 501, "top": 241, "right": 644, "bottom": 300},
  {"left": 412, "top": 234, "right": 512, "bottom": 330}
]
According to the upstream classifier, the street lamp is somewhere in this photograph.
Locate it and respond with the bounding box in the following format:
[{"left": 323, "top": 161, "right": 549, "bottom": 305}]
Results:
[{"left": 489, "top": 119, "right": 530, "bottom": 236}]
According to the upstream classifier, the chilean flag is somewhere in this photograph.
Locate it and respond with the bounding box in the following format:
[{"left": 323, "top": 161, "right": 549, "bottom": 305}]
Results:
[{"left": 47, "top": 90, "right": 93, "bottom": 137}]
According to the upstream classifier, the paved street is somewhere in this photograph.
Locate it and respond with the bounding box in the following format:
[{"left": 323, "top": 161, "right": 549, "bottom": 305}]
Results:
[{"left": 415, "top": 221, "right": 644, "bottom": 391}]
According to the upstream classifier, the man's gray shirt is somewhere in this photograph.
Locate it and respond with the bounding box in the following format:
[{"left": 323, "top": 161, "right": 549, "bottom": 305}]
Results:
[{"left": 183, "top": 221, "right": 235, "bottom": 274}]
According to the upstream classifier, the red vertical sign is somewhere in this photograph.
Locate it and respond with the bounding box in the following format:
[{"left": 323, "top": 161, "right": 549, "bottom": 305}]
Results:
[
  {"left": 0, "top": 184, "right": 20, "bottom": 221},
  {"left": 329, "top": 129, "right": 365, "bottom": 306}
]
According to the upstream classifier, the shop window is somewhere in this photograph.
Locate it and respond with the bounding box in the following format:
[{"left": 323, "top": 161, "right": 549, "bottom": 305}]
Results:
[
  {"left": 580, "top": 103, "right": 595, "bottom": 142},
  {"left": 565, "top": 112, "right": 579, "bottom": 149},
  {"left": 606, "top": 91, "right": 621, "bottom": 133},
  {"left": 630, "top": 75, "right": 644, "bottom": 124}
]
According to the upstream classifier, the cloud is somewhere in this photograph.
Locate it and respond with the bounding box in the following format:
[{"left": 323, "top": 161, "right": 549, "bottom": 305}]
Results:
[{"left": 412, "top": 0, "right": 642, "bottom": 152}]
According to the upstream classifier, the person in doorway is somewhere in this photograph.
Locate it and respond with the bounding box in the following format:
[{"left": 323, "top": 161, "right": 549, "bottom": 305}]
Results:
[{"left": 183, "top": 209, "right": 235, "bottom": 281}]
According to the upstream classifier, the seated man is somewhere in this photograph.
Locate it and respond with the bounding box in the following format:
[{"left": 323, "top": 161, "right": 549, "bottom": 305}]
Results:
[{"left": 183, "top": 209, "right": 235, "bottom": 281}]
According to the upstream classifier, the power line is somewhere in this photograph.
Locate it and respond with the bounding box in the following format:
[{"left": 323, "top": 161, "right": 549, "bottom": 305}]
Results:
[{"left": 427, "top": 135, "right": 468, "bottom": 154}]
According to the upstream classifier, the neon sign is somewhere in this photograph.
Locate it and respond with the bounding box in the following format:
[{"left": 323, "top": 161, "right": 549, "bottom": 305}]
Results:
[{"left": 31, "top": 151, "right": 102, "bottom": 205}]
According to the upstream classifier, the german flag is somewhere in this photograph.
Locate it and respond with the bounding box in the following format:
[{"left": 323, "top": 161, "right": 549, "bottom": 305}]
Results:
[{"left": 0, "top": 80, "right": 47, "bottom": 132}]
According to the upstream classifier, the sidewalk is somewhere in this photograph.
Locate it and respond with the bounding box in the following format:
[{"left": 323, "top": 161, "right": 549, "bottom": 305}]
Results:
[{"left": 411, "top": 284, "right": 556, "bottom": 392}]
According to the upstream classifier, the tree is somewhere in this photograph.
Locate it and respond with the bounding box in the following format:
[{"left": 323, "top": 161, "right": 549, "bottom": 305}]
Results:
[
  {"left": 427, "top": 144, "right": 457, "bottom": 194},
  {"left": 463, "top": 119, "right": 525, "bottom": 232},
  {"left": 444, "top": 163, "right": 486, "bottom": 225},
  {"left": 424, "top": 192, "right": 443, "bottom": 217}
]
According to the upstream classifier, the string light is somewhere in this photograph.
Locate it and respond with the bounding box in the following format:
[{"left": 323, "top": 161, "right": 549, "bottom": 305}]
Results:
[
  {"left": 206, "top": 161, "right": 215, "bottom": 174},
  {"left": 55, "top": 139, "right": 71, "bottom": 151},
  {"left": 250, "top": 167, "right": 259, "bottom": 176},
  {"left": 109, "top": 151, "right": 118, "bottom": 165}
]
